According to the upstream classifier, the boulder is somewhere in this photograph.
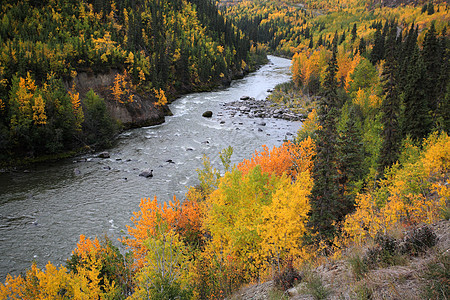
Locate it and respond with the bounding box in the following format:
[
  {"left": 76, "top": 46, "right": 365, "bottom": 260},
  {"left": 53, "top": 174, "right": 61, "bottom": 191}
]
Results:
[
  {"left": 240, "top": 95, "right": 250, "bottom": 100},
  {"left": 202, "top": 111, "right": 213, "bottom": 118}
]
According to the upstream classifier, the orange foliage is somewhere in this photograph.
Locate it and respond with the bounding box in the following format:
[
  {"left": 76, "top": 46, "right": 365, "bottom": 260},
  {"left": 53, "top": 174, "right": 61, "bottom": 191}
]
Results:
[
  {"left": 73, "top": 234, "right": 102, "bottom": 259},
  {"left": 123, "top": 195, "right": 202, "bottom": 269},
  {"left": 237, "top": 138, "right": 316, "bottom": 179}
]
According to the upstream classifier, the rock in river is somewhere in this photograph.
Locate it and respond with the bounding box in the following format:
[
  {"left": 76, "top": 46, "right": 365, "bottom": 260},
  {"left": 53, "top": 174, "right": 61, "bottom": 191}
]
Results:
[
  {"left": 202, "top": 111, "right": 213, "bottom": 118},
  {"left": 98, "top": 152, "right": 110, "bottom": 158},
  {"left": 139, "top": 169, "right": 153, "bottom": 178}
]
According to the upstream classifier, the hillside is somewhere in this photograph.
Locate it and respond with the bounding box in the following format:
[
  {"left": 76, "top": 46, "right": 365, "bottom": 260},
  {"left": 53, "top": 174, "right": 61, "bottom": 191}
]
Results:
[
  {"left": 0, "top": 0, "right": 263, "bottom": 163},
  {"left": 231, "top": 220, "right": 450, "bottom": 299}
]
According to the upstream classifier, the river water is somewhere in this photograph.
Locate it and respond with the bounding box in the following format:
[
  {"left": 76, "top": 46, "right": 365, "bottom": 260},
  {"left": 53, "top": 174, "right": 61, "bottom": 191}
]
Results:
[{"left": 0, "top": 56, "right": 300, "bottom": 281}]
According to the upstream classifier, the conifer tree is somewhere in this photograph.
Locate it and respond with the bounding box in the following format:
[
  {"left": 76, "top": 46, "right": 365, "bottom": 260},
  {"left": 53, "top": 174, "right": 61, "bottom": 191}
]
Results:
[
  {"left": 358, "top": 37, "right": 366, "bottom": 55},
  {"left": 378, "top": 23, "right": 401, "bottom": 175},
  {"left": 308, "top": 45, "right": 341, "bottom": 241},
  {"left": 422, "top": 23, "right": 441, "bottom": 126},
  {"left": 337, "top": 105, "right": 364, "bottom": 214},
  {"left": 351, "top": 23, "right": 357, "bottom": 43},
  {"left": 402, "top": 49, "right": 431, "bottom": 141},
  {"left": 370, "top": 24, "right": 385, "bottom": 64}
]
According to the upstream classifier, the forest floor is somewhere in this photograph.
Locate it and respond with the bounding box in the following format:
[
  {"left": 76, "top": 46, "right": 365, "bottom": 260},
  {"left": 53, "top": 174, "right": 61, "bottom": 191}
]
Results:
[{"left": 229, "top": 220, "right": 449, "bottom": 300}]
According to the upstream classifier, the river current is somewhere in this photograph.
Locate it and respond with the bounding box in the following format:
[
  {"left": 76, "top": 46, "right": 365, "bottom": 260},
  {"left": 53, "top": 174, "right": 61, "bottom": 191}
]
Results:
[{"left": 0, "top": 56, "right": 300, "bottom": 280}]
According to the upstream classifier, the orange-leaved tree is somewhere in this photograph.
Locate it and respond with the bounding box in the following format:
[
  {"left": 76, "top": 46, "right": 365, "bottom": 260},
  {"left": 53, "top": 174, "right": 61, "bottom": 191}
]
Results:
[{"left": 237, "top": 139, "right": 315, "bottom": 180}]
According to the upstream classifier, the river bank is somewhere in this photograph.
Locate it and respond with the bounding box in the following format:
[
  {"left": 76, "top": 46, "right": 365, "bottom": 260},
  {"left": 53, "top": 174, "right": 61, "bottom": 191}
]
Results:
[{"left": 0, "top": 56, "right": 301, "bottom": 281}]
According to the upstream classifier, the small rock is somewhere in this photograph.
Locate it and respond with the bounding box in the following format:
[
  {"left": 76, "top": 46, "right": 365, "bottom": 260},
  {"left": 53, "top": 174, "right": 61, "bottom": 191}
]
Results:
[
  {"left": 139, "top": 170, "right": 153, "bottom": 178},
  {"left": 166, "top": 159, "right": 175, "bottom": 164},
  {"left": 202, "top": 111, "right": 213, "bottom": 118},
  {"left": 240, "top": 95, "right": 250, "bottom": 100},
  {"left": 98, "top": 152, "right": 110, "bottom": 158}
]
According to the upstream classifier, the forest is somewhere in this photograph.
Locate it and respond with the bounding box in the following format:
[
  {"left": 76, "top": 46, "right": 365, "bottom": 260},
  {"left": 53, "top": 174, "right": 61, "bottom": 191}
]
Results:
[
  {"left": 0, "top": 0, "right": 263, "bottom": 163},
  {"left": 1, "top": 0, "right": 449, "bottom": 299}
]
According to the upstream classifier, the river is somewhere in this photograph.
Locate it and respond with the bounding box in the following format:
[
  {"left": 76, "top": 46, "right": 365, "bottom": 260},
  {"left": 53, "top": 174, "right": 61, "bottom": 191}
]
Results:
[{"left": 0, "top": 56, "right": 300, "bottom": 281}]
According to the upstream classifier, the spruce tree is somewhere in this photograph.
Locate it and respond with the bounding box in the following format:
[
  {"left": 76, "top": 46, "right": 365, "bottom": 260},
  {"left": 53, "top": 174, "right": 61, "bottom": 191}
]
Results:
[
  {"left": 337, "top": 105, "right": 365, "bottom": 215},
  {"left": 351, "top": 23, "right": 357, "bottom": 43},
  {"left": 370, "top": 25, "right": 385, "bottom": 64},
  {"left": 436, "top": 27, "right": 450, "bottom": 133},
  {"left": 358, "top": 37, "right": 366, "bottom": 55},
  {"left": 422, "top": 23, "right": 441, "bottom": 125},
  {"left": 402, "top": 49, "right": 431, "bottom": 141},
  {"left": 308, "top": 45, "right": 341, "bottom": 241},
  {"left": 378, "top": 23, "right": 401, "bottom": 175}
]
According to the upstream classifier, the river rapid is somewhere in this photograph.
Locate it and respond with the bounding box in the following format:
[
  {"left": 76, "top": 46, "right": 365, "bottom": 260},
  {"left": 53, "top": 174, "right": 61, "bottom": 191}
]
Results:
[{"left": 0, "top": 56, "right": 300, "bottom": 281}]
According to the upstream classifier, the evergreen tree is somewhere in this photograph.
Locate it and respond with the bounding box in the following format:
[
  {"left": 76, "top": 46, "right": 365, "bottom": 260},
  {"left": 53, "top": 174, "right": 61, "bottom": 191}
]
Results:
[
  {"left": 351, "top": 23, "right": 357, "bottom": 43},
  {"left": 427, "top": 2, "right": 435, "bottom": 15},
  {"left": 436, "top": 27, "right": 450, "bottom": 133},
  {"left": 337, "top": 105, "right": 365, "bottom": 214},
  {"left": 358, "top": 37, "right": 366, "bottom": 55},
  {"left": 378, "top": 23, "right": 401, "bottom": 175},
  {"left": 422, "top": 23, "right": 441, "bottom": 125},
  {"left": 370, "top": 24, "right": 385, "bottom": 64},
  {"left": 308, "top": 45, "right": 341, "bottom": 241},
  {"left": 402, "top": 49, "right": 431, "bottom": 141},
  {"left": 309, "top": 36, "right": 314, "bottom": 49}
]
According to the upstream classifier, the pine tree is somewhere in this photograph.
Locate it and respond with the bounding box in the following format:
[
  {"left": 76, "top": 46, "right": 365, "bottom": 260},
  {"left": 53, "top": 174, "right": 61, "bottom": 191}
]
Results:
[{"left": 308, "top": 45, "right": 341, "bottom": 241}]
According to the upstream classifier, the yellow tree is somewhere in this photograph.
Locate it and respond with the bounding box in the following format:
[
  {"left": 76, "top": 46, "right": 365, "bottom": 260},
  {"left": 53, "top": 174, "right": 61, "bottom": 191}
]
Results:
[{"left": 258, "top": 171, "right": 312, "bottom": 271}]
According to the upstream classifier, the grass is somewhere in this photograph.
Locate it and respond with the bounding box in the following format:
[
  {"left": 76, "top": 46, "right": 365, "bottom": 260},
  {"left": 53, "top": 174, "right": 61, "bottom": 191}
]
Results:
[
  {"left": 298, "top": 266, "right": 330, "bottom": 300},
  {"left": 420, "top": 253, "right": 449, "bottom": 300},
  {"left": 348, "top": 253, "right": 369, "bottom": 280}
]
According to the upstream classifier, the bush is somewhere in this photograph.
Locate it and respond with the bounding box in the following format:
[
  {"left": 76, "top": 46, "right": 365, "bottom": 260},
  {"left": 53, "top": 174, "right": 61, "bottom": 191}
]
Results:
[
  {"left": 363, "top": 234, "right": 407, "bottom": 267},
  {"left": 274, "top": 260, "right": 301, "bottom": 291},
  {"left": 399, "top": 225, "right": 438, "bottom": 255}
]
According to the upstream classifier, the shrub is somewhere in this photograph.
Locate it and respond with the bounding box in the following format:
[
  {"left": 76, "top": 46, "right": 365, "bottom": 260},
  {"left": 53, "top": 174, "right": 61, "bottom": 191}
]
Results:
[
  {"left": 273, "top": 260, "right": 302, "bottom": 291},
  {"left": 399, "top": 225, "right": 438, "bottom": 255}
]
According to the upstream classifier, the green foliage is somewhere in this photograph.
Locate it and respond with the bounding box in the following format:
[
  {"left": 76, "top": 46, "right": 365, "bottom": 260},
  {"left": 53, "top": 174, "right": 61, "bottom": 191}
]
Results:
[
  {"left": 0, "top": 0, "right": 258, "bottom": 162},
  {"left": 301, "top": 270, "right": 329, "bottom": 300},
  {"left": 82, "top": 89, "right": 118, "bottom": 149}
]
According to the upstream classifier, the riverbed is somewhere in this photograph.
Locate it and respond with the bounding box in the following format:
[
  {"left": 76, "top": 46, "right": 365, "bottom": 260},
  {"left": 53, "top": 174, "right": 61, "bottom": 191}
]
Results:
[{"left": 0, "top": 56, "right": 301, "bottom": 281}]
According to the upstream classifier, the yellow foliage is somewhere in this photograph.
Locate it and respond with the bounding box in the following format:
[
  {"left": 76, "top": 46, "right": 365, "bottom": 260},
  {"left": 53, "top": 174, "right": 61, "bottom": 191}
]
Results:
[
  {"left": 258, "top": 171, "right": 312, "bottom": 264},
  {"left": 153, "top": 88, "right": 167, "bottom": 107},
  {"left": 111, "top": 71, "right": 134, "bottom": 104},
  {"left": 342, "top": 132, "right": 450, "bottom": 245},
  {"left": 32, "top": 94, "right": 47, "bottom": 125}
]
